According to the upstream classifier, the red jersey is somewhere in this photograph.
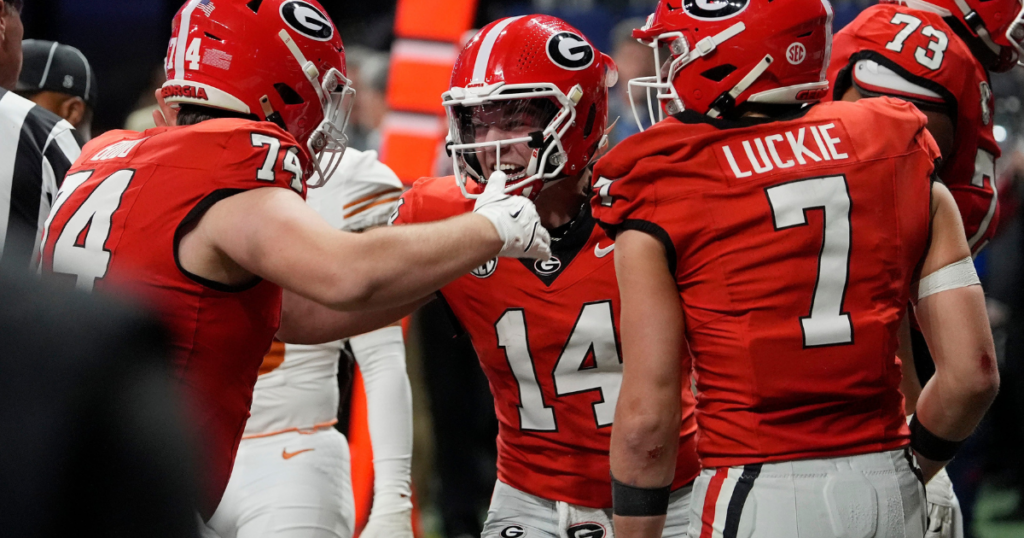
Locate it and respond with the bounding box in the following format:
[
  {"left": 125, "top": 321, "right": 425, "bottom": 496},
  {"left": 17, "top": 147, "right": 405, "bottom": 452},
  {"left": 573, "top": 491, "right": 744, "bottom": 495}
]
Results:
[
  {"left": 39, "top": 119, "right": 306, "bottom": 516},
  {"left": 828, "top": 3, "right": 999, "bottom": 252},
  {"left": 392, "top": 176, "right": 699, "bottom": 507},
  {"left": 592, "top": 98, "right": 938, "bottom": 468}
]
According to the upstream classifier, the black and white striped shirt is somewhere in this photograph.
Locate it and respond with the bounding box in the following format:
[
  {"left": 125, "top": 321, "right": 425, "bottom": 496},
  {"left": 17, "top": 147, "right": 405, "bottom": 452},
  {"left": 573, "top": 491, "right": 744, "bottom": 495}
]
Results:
[{"left": 0, "top": 87, "right": 81, "bottom": 269}]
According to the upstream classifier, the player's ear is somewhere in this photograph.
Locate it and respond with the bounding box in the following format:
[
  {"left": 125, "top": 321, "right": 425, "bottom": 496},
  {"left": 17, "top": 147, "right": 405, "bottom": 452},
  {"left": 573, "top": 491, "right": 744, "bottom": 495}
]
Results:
[{"left": 61, "top": 97, "right": 87, "bottom": 127}]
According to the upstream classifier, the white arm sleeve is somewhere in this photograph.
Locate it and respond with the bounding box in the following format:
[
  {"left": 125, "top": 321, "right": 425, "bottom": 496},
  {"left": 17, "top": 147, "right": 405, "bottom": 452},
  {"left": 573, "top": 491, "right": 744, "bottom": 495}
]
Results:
[{"left": 350, "top": 325, "right": 414, "bottom": 517}]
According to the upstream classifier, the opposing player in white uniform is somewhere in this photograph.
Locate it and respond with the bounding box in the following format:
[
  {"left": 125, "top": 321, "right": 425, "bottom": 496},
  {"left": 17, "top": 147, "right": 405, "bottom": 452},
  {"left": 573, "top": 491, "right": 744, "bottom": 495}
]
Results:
[{"left": 204, "top": 148, "right": 414, "bottom": 538}]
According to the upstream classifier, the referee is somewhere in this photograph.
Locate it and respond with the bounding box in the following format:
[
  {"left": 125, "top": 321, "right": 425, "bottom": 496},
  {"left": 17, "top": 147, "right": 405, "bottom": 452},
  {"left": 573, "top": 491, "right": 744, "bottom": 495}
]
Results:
[
  {"left": 0, "top": 0, "right": 81, "bottom": 271},
  {"left": 16, "top": 39, "right": 97, "bottom": 144}
]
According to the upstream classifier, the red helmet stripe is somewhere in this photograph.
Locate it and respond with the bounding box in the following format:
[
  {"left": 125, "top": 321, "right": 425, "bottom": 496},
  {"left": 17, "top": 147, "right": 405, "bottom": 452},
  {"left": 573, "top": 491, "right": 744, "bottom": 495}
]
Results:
[{"left": 471, "top": 16, "right": 524, "bottom": 84}]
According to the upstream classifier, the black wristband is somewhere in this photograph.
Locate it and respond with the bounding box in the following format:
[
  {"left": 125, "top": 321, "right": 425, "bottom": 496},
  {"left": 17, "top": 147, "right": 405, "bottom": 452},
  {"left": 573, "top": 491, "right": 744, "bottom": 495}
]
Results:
[
  {"left": 611, "top": 475, "right": 671, "bottom": 517},
  {"left": 909, "top": 414, "right": 963, "bottom": 462}
]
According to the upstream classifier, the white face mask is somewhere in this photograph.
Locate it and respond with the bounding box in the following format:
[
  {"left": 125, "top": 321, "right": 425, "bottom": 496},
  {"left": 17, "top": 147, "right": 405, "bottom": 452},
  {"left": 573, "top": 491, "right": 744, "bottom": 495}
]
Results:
[
  {"left": 443, "top": 82, "right": 578, "bottom": 200},
  {"left": 306, "top": 67, "right": 355, "bottom": 188},
  {"left": 628, "top": 23, "right": 748, "bottom": 129},
  {"left": 1006, "top": 1, "right": 1024, "bottom": 67},
  {"left": 277, "top": 29, "right": 355, "bottom": 189}
]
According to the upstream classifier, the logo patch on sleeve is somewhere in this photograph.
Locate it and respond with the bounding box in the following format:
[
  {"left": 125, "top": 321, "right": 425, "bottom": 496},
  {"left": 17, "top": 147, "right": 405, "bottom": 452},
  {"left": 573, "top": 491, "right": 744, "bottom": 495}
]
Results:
[{"left": 472, "top": 258, "right": 498, "bottom": 278}]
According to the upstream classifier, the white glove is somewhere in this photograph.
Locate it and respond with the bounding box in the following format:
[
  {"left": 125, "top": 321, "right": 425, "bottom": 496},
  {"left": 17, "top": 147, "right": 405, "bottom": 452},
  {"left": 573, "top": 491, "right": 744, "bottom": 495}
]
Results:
[
  {"left": 359, "top": 510, "right": 414, "bottom": 538},
  {"left": 925, "top": 468, "right": 963, "bottom": 538},
  {"left": 473, "top": 170, "right": 552, "bottom": 260}
]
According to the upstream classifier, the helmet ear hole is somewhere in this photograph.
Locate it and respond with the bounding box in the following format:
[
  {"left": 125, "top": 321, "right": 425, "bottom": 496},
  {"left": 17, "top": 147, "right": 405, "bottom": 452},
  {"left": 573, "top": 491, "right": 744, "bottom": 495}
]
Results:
[
  {"left": 583, "top": 103, "right": 597, "bottom": 138},
  {"left": 274, "top": 83, "right": 305, "bottom": 105},
  {"left": 247, "top": 0, "right": 263, "bottom": 13},
  {"left": 701, "top": 64, "right": 737, "bottom": 82}
]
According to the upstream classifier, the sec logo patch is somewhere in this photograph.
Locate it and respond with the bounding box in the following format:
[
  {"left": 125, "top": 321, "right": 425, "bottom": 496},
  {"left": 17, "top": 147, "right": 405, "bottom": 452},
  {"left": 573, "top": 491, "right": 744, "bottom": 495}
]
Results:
[
  {"left": 472, "top": 258, "right": 498, "bottom": 278},
  {"left": 786, "top": 42, "right": 806, "bottom": 65}
]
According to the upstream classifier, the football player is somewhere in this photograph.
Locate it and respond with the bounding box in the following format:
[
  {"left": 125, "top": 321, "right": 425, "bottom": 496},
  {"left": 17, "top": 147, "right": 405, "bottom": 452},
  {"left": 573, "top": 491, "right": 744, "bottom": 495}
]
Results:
[
  {"left": 390, "top": 15, "right": 701, "bottom": 538},
  {"left": 205, "top": 151, "right": 413, "bottom": 538},
  {"left": 827, "top": 2, "right": 1024, "bottom": 533},
  {"left": 829, "top": 0, "right": 1023, "bottom": 255},
  {"left": 38, "top": 0, "right": 549, "bottom": 520},
  {"left": 597, "top": 1, "right": 999, "bottom": 537}
]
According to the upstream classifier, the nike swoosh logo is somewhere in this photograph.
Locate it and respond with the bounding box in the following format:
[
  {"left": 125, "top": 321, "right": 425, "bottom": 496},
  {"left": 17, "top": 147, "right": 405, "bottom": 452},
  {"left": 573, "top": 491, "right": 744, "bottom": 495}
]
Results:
[
  {"left": 282, "top": 448, "right": 315, "bottom": 460},
  {"left": 595, "top": 243, "right": 615, "bottom": 258},
  {"left": 510, "top": 205, "right": 525, "bottom": 219}
]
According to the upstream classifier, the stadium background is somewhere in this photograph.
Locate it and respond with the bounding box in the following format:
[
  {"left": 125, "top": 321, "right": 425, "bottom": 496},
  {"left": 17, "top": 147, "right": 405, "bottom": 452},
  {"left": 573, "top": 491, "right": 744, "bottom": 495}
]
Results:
[{"left": 18, "top": 1, "right": 1024, "bottom": 537}]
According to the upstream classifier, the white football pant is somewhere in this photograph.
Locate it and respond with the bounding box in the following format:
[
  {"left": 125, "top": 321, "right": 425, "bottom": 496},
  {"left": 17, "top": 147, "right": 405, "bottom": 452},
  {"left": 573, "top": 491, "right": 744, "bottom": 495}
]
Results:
[
  {"left": 689, "top": 449, "right": 926, "bottom": 538},
  {"left": 202, "top": 429, "right": 355, "bottom": 538},
  {"left": 481, "top": 479, "right": 692, "bottom": 538}
]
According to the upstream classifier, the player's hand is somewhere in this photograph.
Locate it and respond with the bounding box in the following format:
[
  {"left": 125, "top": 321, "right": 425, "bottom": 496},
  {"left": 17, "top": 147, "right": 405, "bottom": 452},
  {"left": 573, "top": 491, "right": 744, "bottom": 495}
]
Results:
[
  {"left": 924, "top": 468, "right": 959, "bottom": 538},
  {"left": 152, "top": 89, "right": 178, "bottom": 127},
  {"left": 359, "top": 511, "right": 414, "bottom": 538},
  {"left": 472, "top": 170, "right": 551, "bottom": 260}
]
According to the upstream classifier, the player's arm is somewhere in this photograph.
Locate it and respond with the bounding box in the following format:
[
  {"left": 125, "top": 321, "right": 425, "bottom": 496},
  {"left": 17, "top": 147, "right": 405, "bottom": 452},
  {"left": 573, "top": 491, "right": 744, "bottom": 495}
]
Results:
[
  {"left": 186, "top": 171, "right": 548, "bottom": 311},
  {"left": 609, "top": 229, "right": 685, "bottom": 538},
  {"left": 351, "top": 322, "right": 415, "bottom": 538},
  {"left": 911, "top": 181, "right": 999, "bottom": 480},
  {"left": 276, "top": 291, "right": 430, "bottom": 344}
]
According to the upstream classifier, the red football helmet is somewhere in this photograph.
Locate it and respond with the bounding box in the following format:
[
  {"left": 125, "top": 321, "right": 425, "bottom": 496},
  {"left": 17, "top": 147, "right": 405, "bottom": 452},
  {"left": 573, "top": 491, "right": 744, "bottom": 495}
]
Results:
[
  {"left": 629, "top": 0, "right": 833, "bottom": 125},
  {"left": 909, "top": 0, "right": 1024, "bottom": 71},
  {"left": 162, "top": 0, "right": 354, "bottom": 187},
  {"left": 444, "top": 15, "right": 617, "bottom": 200}
]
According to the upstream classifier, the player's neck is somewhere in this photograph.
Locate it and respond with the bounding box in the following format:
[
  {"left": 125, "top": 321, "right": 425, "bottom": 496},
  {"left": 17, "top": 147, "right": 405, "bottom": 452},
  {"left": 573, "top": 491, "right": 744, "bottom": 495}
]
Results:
[{"left": 535, "top": 171, "right": 589, "bottom": 230}]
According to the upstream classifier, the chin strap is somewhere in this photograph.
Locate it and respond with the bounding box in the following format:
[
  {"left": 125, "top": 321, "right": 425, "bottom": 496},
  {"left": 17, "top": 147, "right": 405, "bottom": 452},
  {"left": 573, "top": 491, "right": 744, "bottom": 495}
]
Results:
[
  {"left": 707, "top": 54, "right": 774, "bottom": 118},
  {"left": 949, "top": 0, "right": 1003, "bottom": 55},
  {"left": 657, "top": 22, "right": 747, "bottom": 116}
]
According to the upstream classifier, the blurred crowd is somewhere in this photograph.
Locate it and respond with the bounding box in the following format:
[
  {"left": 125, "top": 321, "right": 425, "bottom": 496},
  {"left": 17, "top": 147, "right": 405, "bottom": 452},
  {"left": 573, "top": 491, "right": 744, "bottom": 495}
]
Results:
[{"left": 10, "top": 1, "right": 1024, "bottom": 537}]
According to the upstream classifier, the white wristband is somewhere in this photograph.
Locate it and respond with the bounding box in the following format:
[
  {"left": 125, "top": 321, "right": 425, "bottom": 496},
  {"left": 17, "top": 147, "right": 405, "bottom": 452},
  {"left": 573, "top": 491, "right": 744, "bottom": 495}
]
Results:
[{"left": 917, "top": 256, "right": 980, "bottom": 301}]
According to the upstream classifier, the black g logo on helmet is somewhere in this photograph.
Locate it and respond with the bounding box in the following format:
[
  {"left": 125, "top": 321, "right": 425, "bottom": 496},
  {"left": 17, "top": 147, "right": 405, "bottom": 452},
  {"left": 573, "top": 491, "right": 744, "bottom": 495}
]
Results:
[
  {"left": 681, "top": 0, "right": 749, "bottom": 20},
  {"left": 547, "top": 32, "right": 595, "bottom": 71},
  {"left": 567, "top": 523, "right": 606, "bottom": 538},
  {"left": 281, "top": 0, "right": 335, "bottom": 41}
]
